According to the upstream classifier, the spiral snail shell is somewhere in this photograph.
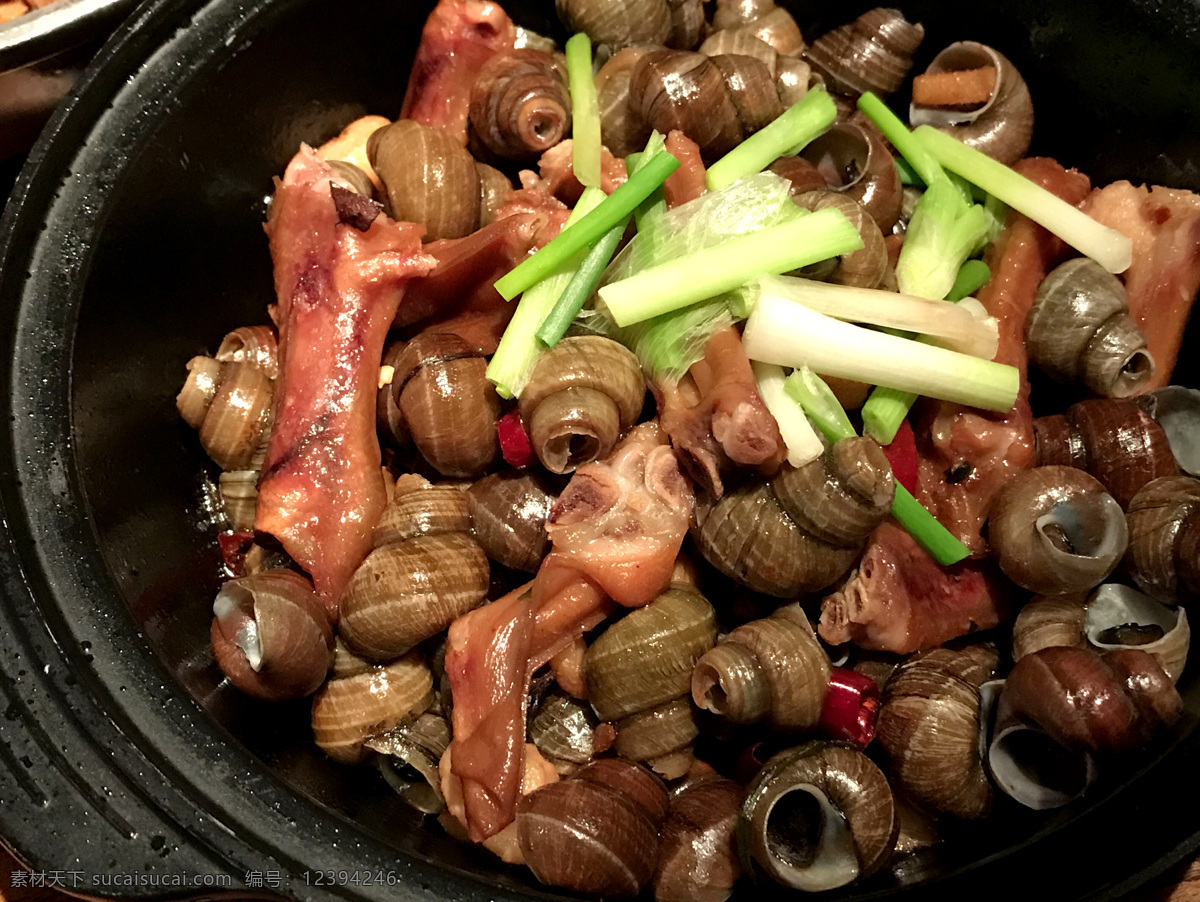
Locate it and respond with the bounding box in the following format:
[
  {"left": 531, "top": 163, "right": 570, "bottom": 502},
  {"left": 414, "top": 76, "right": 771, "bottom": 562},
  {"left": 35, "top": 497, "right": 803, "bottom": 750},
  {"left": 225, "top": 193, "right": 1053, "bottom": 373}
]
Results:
[
  {"left": 596, "top": 47, "right": 659, "bottom": 158},
  {"left": 519, "top": 335, "right": 646, "bottom": 475},
  {"left": 1124, "top": 474, "right": 1200, "bottom": 602},
  {"left": 987, "top": 466, "right": 1128, "bottom": 596},
  {"left": 738, "top": 742, "right": 897, "bottom": 891},
  {"left": 694, "top": 437, "right": 895, "bottom": 597},
  {"left": 367, "top": 119, "right": 480, "bottom": 240},
  {"left": 466, "top": 470, "right": 557, "bottom": 572},
  {"left": 1034, "top": 398, "right": 1177, "bottom": 508},
  {"left": 215, "top": 325, "right": 278, "bottom": 380},
  {"left": 909, "top": 41, "right": 1034, "bottom": 166},
  {"left": 1025, "top": 257, "right": 1154, "bottom": 398},
  {"left": 630, "top": 50, "right": 784, "bottom": 161},
  {"left": 311, "top": 650, "right": 435, "bottom": 764},
  {"left": 517, "top": 759, "right": 667, "bottom": 896},
  {"left": 338, "top": 478, "right": 489, "bottom": 662},
  {"left": 792, "top": 190, "right": 888, "bottom": 288},
  {"left": 177, "top": 356, "right": 273, "bottom": 472},
  {"left": 389, "top": 332, "right": 502, "bottom": 478},
  {"left": 555, "top": 0, "right": 672, "bottom": 50},
  {"left": 585, "top": 586, "right": 717, "bottom": 721},
  {"left": 876, "top": 643, "right": 999, "bottom": 819},
  {"left": 470, "top": 49, "right": 572, "bottom": 162},
  {"left": 210, "top": 570, "right": 334, "bottom": 702},
  {"left": 805, "top": 8, "right": 924, "bottom": 99},
  {"left": 653, "top": 776, "right": 743, "bottom": 902},
  {"left": 800, "top": 119, "right": 903, "bottom": 232},
  {"left": 692, "top": 604, "right": 831, "bottom": 731}
]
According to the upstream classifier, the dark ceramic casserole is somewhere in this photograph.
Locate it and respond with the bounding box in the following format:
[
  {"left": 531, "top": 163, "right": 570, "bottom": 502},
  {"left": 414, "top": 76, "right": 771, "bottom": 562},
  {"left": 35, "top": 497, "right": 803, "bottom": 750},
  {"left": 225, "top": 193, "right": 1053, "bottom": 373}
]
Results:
[{"left": 2, "top": 0, "right": 1200, "bottom": 898}]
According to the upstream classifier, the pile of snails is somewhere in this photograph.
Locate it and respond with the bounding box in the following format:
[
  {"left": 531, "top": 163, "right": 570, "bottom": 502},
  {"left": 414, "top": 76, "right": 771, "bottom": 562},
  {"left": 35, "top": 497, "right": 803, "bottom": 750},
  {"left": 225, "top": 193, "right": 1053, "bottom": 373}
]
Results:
[{"left": 173, "top": 0, "right": 1200, "bottom": 898}]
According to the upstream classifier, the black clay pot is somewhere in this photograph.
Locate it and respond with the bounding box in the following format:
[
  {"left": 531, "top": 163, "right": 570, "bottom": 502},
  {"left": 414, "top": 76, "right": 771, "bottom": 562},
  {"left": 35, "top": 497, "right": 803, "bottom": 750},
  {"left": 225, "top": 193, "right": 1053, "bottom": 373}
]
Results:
[{"left": 2, "top": 1, "right": 1200, "bottom": 899}]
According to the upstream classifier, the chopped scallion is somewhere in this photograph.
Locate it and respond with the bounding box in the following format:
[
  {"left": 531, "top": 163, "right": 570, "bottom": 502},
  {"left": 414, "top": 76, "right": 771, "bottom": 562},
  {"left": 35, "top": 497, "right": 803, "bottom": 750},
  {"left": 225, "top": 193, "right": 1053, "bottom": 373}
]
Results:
[{"left": 565, "top": 33, "right": 601, "bottom": 189}]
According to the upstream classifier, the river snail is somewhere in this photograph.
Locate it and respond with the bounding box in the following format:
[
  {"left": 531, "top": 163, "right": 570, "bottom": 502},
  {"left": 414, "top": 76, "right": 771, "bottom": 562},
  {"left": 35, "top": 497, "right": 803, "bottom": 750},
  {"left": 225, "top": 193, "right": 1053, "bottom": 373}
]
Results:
[
  {"left": 653, "top": 776, "right": 743, "bottom": 902},
  {"left": 367, "top": 119, "right": 480, "bottom": 240},
  {"left": 1034, "top": 398, "right": 1177, "bottom": 508},
  {"left": 1011, "top": 585, "right": 1189, "bottom": 684},
  {"left": 369, "top": 710, "right": 453, "bottom": 814},
  {"left": 711, "top": 0, "right": 805, "bottom": 57},
  {"left": 554, "top": 0, "right": 672, "bottom": 50},
  {"left": 1025, "top": 258, "right": 1154, "bottom": 398},
  {"left": 584, "top": 586, "right": 717, "bottom": 722},
  {"left": 738, "top": 741, "right": 897, "bottom": 892},
  {"left": 385, "top": 332, "right": 502, "bottom": 478},
  {"left": 692, "top": 604, "right": 831, "bottom": 732},
  {"left": 612, "top": 696, "right": 701, "bottom": 779},
  {"left": 694, "top": 436, "right": 895, "bottom": 597},
  {"left": 630, "top": 50, "right": 785, "bottom": 161},
  {"left": 466, "top": 470, "right": 557, "bottom": 572},
  {"left": 530, "top": 692, "right": 602, "bottom": 773},
  {"left": 792, "top": 190, "right": 888, "bottom": 288},
  {"left": 800, "top": 119, "right": 903, "bottom": 232},
  {"left": 177, "top": 356, "right": 273, "bottom": 472},
  {"left": 595, "top": 47, "right": 659, "bottom": 158},
  {"left": 311, "top": 649, "right": 435, "bottom": 764},
  {"left": 519, "top": 335, "right": 645, "bottom": 475},
  {"left": 1124, "top": 474, "right": 1200, "bottom": 603},
  {"left": 209, "top": 570, "right": 334, "bottom": 702},
  {"left": 214, "top": 324, "right": 278, "bottom": 380},
  {"left": 469, "top": 49, "right": 572, "bottom": 162},
  {"left": 699, "top": 29, "right": 815, "bottom": 106},
  {"left": 804, "top": 7, "right": 924, "bottom": 99},
  {"left": 517, "top": 758, "right": 668, "bottom": 896},
  {"left": 909, "top": 41, "right": 1033, "bottom": 165},
  {"left": 1138, "top": 386, "right": 1200, "bottom": 477},
  {"left": 1000, "top": 645, "right": 1182, "bottom": 758},
  {"left": 338, "top": 476, "right": 489, "bottom": 662},
  {"left": 986, "top": 466, "right": 1128, "bottom": 596},
  {"left": 876, "top": 643, "right": 999, "bottom": 819}
]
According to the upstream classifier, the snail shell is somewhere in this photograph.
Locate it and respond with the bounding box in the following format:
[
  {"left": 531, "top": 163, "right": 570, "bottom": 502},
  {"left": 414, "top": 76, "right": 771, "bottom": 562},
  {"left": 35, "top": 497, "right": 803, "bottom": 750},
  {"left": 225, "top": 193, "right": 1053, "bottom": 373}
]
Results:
[
  {"left": 653, "top": 776, "right": 743, "bottom": 902},
  {"left": 1086, "top": 583, "right": 1189, "bottom": 684},
  {"left": 1139, "top": 386, "right": 1200, "bottom": 477},
  {"left": 1124, "top": 474, "right": 1200, "bottom": 602},
  {"left": 555, "top": 0, "right": 672, "bottom": 50},
  {"left": 596, "top": 47, "right": 658, "bottom": 158},
  {"left": 218, "top": 468, "right": 259, "bottom": 532},
  {"left": 710, "top": 54, "right": 785, "bottom": 137},
  {"left": 694, "top": 437, "right": 894, "bottom": 597},
  {"left": 614, "top": 696, "right": 700, "bottom": 778},
  {"left": 987, "top": 466, "right": 1128, "bottom": 596},
  {"left": 700, "top": 30, "right": 778, "bottom": 73},
  {"left": 632, "top": 50, "right": 743, "bottom": 160},
  {"left": 327, "top": 159, "right": 377, "bottom": 200},
  {"left": 210, "top": 570, "right": 333, "bottom": 702},
  {"left": 531, "top": 692, "right": 600, "bottom": 768},
  {"left": 369, "top": 711, "right": 452, "bottom": 814},
  {"left": 1001, "top": 645, "right": 1181, "bottom": 755},
  {"left": 311, "top": 650, "right": 435, "bottom": 764},
  {"left": 391, "top": 332, "right": 502, "bottom": 478},
  {"left": 1011, "top": 593, "right": 1088, "bottom": 662},
  {"left": 792, "top": 190, "right": 887, "bottom": 288},
  {"left": 692, "top": 604, "right": 831, "bottom": 731},
  {"left": 987, "top": 680, "right": 1098, "bottom": 811},
  {"left": 338, "top": 533, "right": 490, "bottom": 663},
  {"left": 738, "top": 742, "right": 897, "bottom": 892},
  {"left": 1026, "top": 258, "right": 1154, "bottom": 398},
  {"left": 712, "top": 0, "right": 774, "bottom": 31},
  {"left": 517, "top": 760, "right": 666, "bottom": 896},
  {"left": 585, "top": 586, "right": 717, "bottom": 721},
  {"left": 476, "top": 162, "right": 512, "bottom": 227},
  {"left": 367, "top": 120, "right": 480, "bottom": 240},
  {"left": 876, "top": 643, "right": 999, "bottom": 819},
  {"left": 177, "top": 357, "right": 273, "bottom": 471},
  {"left": 666, "top": 0, "right": 706, "bottom": 50},
  {"left": 519, "top": 335, "right": 645, "bottom": 475},
  {"left": 470, "top": 49, "right": 572, "bottom": 162},
  {"left": 909, "top": 42, "right": 1033, "bottom": 166},
  {"left": 800, "top": 120, "right": 902, "bottom": 232},
  {"left": 712, "top": 0, "right": 805, "bottom": 57},
  {"left": 373, "top": 478, "right": 472, "bottom": 548},
  {"left": 768, "top": 155, "right": 828, "bottom": 196},
  {"left": 378, "top": 340, "right": 411, "bottom": 448},
  {"left": 466, "top": 470, "right": 557, "bottom": 572},
  {"left": 1034, "top": 398, "right": 1177, "bottom": 507},
  {"left": 805, "top": 8, "right": 924, "bottom": 99},
  {"left": 215, "top": 325, "right": 278, "bottom": 380}
]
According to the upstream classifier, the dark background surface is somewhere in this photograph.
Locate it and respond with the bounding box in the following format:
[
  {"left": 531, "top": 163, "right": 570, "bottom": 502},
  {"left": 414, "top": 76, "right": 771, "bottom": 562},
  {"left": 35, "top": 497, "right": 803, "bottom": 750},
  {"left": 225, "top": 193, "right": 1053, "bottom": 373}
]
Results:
[{"left": 3, "top": 0, "right": 1200, "bottom": 899}]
